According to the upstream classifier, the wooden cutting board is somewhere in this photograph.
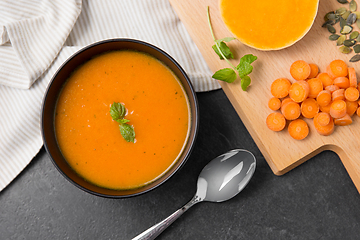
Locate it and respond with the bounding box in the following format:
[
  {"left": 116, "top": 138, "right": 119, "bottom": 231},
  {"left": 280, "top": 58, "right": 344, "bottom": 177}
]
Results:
[{"left": 169, "top": 0, "right": 360, "bottom": 193}]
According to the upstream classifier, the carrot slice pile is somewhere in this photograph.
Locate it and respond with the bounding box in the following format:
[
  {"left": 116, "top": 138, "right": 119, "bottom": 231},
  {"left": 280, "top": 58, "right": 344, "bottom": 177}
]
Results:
[
  {"left": 301, "top": 98, "right": 319, "bottom": 118},
  {"left": 344, "top": 87, "right": 359, "bottom": 102},
  {"left": 316, "top": 90, "right": 332, "bottom": 107},
  {"left": 290, "top": 60, "right": 311, "bottom": 80},
  {"left": 268, "top": 97, "right": 281, "bottom": 111},
  {"left": 326, "top": 59, "right": 348, "bottom": 79},
  {"left": 267, "top": 59, "right": 359, "bottom": 140},
  {"left": 266, "top": 112, "right": 286, "bottom": 131},
  {"left": 314, "top": 112, "right": 331, "bottom": 126},
  {"left": 308, "top": 63, "right": 319, "bottom": 79},
  {"left": 289, "top": 80, "right": 309, "bottom": 102},
  {"left": 288, "top": 119, "right": 309, "bottom": 140},
  {"left": 317, "top": 72, "right": 333, "bottom": 87},
  {"left": 271, "top": 78, "right": 291, "bottom": 98}
]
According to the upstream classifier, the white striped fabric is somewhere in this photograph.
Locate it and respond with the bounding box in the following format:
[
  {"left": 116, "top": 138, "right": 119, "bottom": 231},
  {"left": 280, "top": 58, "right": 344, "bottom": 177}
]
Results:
[{"left": 0, "top": 0, "right": 219, "bottom": 191}]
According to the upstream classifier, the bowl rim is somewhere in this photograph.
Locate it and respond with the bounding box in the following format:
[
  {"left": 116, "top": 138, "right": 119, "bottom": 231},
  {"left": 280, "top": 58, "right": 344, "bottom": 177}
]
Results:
[{"left": 41, "top": 38, "right": 199, "bottom": 198}]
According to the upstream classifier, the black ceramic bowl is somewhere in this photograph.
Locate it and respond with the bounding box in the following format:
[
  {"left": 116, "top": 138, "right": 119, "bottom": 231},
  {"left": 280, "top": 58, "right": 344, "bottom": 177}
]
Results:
[{"left": 41, "top": 39, "right": 199, "bottom": 198}]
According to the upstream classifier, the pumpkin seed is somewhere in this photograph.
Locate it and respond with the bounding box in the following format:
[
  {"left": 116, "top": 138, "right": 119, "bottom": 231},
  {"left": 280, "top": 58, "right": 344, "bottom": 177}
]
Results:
[
  {"left": 353, "top": 11, "right": 360, "bottom": 19},
  {"left": 340, "top": 25, "right": 353, "bottom": 34},
  {"left": 337, "top": 0, "right": 348, "bottom": 3},
  {"left": 329, "top": 34, "right": 341, "bottom": 41},
  {"left": 340, "top": 17, "right": 347, "bottom": 28},
  {"left": 357, "top": 19, "right": 360, "bottom": 28},
  {"left": 322, "top": 20, "right": 336, "bottom": 27},
  {"left": 347, "top": 13, "right": 357, "bottom": 25},
  {"left": 327, "top": 24, "right": 336, "bottom": 33},
  {"left": 339, "top": 45, "right": 352, "bottom": 53},
  {"left": 350, "top": 0, "right": 357, "bottom": 12},
  {"left": 350, "top": 31, "right": 359, "bottom": 39},
  {"left": 350, "top": 54, "right": 360, "bottom": 62},
  {"left": 356, "top": 34, "right": 360, "bottom": 42},
  {"left": 324, "top": 11, "right": 335, "bottom": 21},
  {"left": 327, "top": 13, "right": 339, "bottom": 20},
  {"left": 342, "top": 10, "right": 351, "bottom": 20},
  {"left": 353, "top": 44, "right": 360, "bottom": 53},
  {"left": 344, "top": 39, "right": 356, "bottom": 46},
  {"left": 337, "top": 35, "right": 347, "bottom": 45},
  {"left": 336, "top": 7, "right": 347, "bottom": 15}
]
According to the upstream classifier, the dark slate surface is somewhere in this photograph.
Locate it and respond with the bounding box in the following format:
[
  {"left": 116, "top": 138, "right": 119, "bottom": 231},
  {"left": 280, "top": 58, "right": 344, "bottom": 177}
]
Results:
[{"left": 1, "top": 89, "right": 360, "bottom": 240}]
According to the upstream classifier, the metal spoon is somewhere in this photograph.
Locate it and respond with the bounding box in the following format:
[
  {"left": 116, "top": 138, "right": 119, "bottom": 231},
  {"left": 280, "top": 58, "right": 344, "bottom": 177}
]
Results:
[{"left": 132, "top": 149, "right": 256, "bottom": 240}]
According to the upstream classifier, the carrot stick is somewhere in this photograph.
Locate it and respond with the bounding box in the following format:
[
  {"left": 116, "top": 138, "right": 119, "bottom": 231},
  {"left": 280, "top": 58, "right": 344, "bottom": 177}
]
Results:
[
  {"left": 290, "top": 60, "right": 311, "bottom": 80},
  {"left": 268, "top": 97, "right": 281, "bottom": 110},
  {"left": 348, "top": 67, "right": 357, "bottom": 87},
  {"left": 266, "top": 112, "right": 286, "bottom": 131},
  {"left": 281, "top": 101, "right": 301, "bottom": 120},
  {"left": 317, "top": 72, "right": 333, "bottom": 88},
  {"left": 344, "top": 87, "right": 359, "bottom": 102},
  {"left": 307, "top": 78, "right": 323, "bottom": 98},
  {"left": 314, "top": 112, "right": 331, "bottom": 126},
  {"left": 326, "top": 59, "right": 348, "bottom": 79},
  {"left": 271, "top": 78, "right": 291, "bottom": 98},
  {"left": 345, "top": 100, "right": 358, "bottom": 116},
  {"left": 316, "top": 90, "right": 332, "bottom": 107},
  {"left": 330, "top": 99, "right": 347, "bottom": 118},
  {"left": 325, "top": 84, "right": 340, "bottom": 93},
  {"left": 314, "top": 114, "right": 334, "bottom": 136},
  {"left": 289, "top": 80, "right": 310, "bottom": 102},
  {"left": 332, "top": 89, "right": 345, "bottom": 101},
  {"left": 308, "top": 63, "right": 319, "bottom": 79},
  {"left": 333, "top": 76, "right": 350, "bottom": 89},
  {"left": 301, "top": 98, "right": 319, "bottom": 118},
  {"left": 334, "top": 114, "right": 353, "bottom": 126},
  {"left": 288, "top": 119, "right": 309, "bottom": 140}
]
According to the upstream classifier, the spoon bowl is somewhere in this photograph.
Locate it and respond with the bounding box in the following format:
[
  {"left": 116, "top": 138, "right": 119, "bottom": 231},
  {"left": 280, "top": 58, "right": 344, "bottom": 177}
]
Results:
[{"left": 132, "top": 149, "right": 256, "bottom": 240}]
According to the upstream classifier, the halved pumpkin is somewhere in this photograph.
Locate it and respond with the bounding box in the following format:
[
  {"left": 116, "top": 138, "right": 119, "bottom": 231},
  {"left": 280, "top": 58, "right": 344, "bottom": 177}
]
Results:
[{"left": 219, "top": 0, "right": 319, "bottom": 51}]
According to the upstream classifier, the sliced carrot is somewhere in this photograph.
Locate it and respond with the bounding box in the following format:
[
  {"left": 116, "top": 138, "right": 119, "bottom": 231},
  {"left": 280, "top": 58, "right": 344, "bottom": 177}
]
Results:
[
  {"left": 333, "top": 76, "right": 350, "bottom": 89},
  {"left": 290, "top": 60, "right": 311, "bottom": 80},
  {"left": 271, "top": 78, "right": 291, "bottom": 98},
  {"left": 268, "top": 97, "right": 281, "bottom": 110},
  {"left": 314, "top": 114, "right": 334, "bottom": 136},
  {"left": 344, "top": 87, "right": 359, "bottom": 102},
  {"left": 332, "top": 88, "right": 345, "bottom": 101},
  {"left": 289, "top": 80, "right": 310, "bottom": 102},
  {"left": 358, "top": 82, "right": 360, "bottom": 92},
  {"left": 345, "top": 100, "right": 358, "bottom": 116},
  {"left": 326, "top": 59, "right": 348, "bottom": 79},
  {"left": 334, "top": 114, "right": 353, "bottom": 126},
  {"left": 317, "top": 72, "right": 333, "bottom": 87},
  {"left": 308, "top": 63, "right": 319, "bottom": 79},
  {"left": 266, "top": 112, "right": 286, "bottom": 131},
  {"left": 314, "top": 112, "right": 331, "bottom": 126},
  {"left": 348, "top": 67, "right": 357, "bottom": 87},
  {"left": 281, "top": 97, "right": 293, "bottom": 107},
  {"left": 301, "top": 98, "right": 319, "bottom": 118},
  {"left": 288, "top": 119, "right": 309, "bottom": 140},
  {"left": 281, "top": 101, "right": 301, "bottom": 120},
  {"left": 319, "top": 102, "right": 332, "bottom": 113},
  {"left": 307, "top": 78, "right": 323, "bottom": 98},
  {"left": 330, "top": 99, "right": 347, "bottom": 118},
  {"left": 316, "top": 90, "right": 332, "bottom": 107},
  {"left": 357, "top": 107, "right": 360, "bottom": 117},
  {"left": 325, "top": 84, "right": 340, "bottom": 93}
]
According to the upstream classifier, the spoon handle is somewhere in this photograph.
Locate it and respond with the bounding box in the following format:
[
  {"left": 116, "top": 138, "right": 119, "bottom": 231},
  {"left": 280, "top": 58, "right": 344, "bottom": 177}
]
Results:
[{"left": 132, "top": 196, "right": 199, "bottom": 240}]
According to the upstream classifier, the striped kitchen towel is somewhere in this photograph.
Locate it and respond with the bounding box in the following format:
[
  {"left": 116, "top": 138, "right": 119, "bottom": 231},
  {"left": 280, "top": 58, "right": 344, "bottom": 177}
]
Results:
[{"left": 0, "top": 0, "right": 219, "bottom": 191}]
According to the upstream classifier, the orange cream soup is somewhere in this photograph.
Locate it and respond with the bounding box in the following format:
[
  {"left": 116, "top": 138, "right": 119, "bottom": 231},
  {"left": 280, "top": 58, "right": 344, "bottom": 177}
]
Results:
[{"left": 55, "top": 50, "right": 190, "bottom": 190}]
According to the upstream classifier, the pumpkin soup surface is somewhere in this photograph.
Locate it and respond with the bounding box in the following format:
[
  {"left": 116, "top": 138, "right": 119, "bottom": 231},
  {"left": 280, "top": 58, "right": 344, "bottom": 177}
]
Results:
[
  {"left": 220, "top": 0, "right": 319, "bottom": 50},
  {"left": 55, "top": 51, "right": 190, "bottom": 190}
]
